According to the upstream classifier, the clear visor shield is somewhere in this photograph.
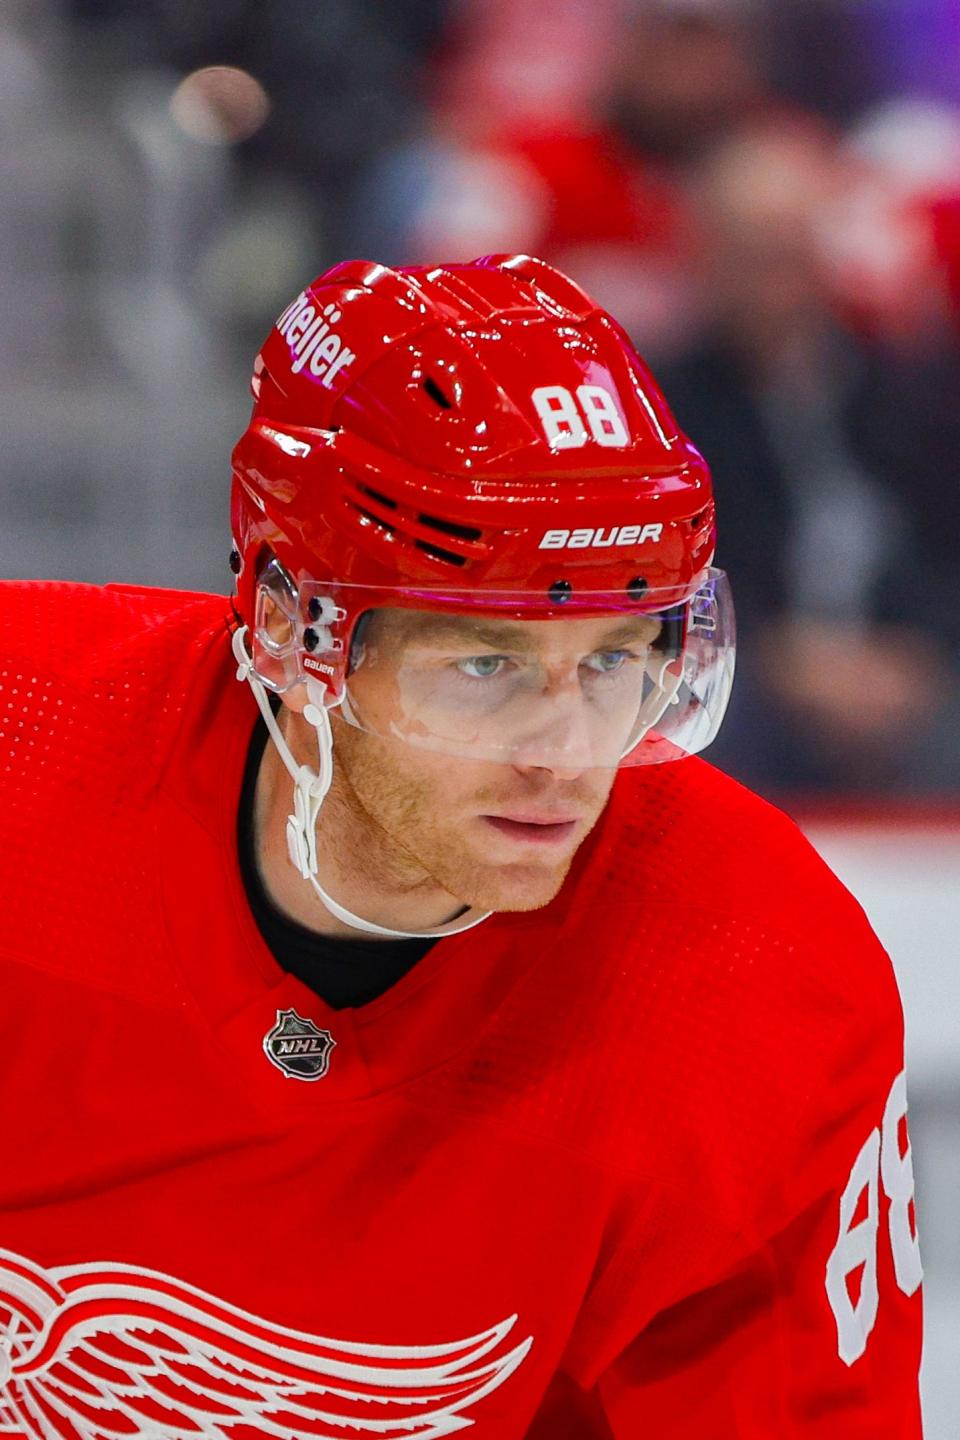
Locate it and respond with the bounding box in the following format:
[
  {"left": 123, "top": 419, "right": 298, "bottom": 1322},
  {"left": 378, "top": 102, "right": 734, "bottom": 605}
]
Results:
[{"left": 327, "top": 570, "right": 735, "bottom": 770}]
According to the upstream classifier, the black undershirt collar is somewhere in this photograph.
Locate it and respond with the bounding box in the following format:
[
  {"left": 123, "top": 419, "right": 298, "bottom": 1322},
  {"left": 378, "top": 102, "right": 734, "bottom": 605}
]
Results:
[{"left": 237, "top": 713, "right": 435, "bottom": 1011}]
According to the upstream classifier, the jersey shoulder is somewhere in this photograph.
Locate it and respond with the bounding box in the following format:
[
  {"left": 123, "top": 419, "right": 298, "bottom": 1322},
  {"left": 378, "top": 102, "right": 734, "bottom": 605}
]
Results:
[
  {"left": 593, "top": 755, "right": 873, "bottom": 942},
  {"left": 0, "top": 581, "right": 235, "bottom": 998},
  {"left": 0, "top": 578, "right": 231, "bottom": 678},
  {"left": 592, "top": 754, "right": 904, "bottom": 1068},
  {"left": 0, "top": 579, "right": 232, "bottom": 761},
  {"left": 574, "top": 756, "right": 902, "bottom": 1154},
  {"left": 421, "top": 757, "right": 903, "bottom": 1206}
]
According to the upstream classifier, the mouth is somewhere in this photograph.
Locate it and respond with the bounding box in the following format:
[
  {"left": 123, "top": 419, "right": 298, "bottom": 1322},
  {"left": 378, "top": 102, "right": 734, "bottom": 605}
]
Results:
[{"left": 480, "top": 815, "right": 580, "bottom": 846}]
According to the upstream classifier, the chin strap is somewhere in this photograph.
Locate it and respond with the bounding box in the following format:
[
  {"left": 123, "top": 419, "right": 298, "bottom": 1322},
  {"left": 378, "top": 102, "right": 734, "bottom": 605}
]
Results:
[{"left": 232, "top": 627, "right": 491, "bottom": 940}]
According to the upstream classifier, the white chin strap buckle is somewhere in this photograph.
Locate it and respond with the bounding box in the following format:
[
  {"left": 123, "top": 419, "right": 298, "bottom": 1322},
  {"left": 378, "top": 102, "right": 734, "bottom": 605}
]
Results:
[{"left": 285, "top": 770, "right": 325, "bottom": 880}]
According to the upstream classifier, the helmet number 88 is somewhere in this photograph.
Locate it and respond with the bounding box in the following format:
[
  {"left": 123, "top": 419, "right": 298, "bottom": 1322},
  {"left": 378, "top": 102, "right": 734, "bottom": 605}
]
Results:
[
  {"left": 825, "top": 1069, "right": 922, "bottom": 1365},
  {"left": 532, "top": 385, "right": 629, "bottom": 449}
]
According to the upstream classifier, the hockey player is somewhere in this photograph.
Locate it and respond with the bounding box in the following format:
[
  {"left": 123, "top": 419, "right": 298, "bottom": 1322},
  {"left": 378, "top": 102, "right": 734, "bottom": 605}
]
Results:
[{"left": 0, "top": 256, "right": 922, "bottom": 1436}]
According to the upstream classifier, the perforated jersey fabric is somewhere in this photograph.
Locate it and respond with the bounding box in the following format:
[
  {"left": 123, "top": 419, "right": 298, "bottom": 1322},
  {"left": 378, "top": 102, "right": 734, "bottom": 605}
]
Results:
[{"left": 0, "top": 580, "right": 922, "bottom": 1437}]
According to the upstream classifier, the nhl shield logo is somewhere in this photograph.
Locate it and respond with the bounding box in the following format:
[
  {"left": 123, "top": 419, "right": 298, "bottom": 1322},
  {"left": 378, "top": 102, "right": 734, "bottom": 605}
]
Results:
[{"left": 263, "top": 1008, "right": 336, "bottom": 1081}]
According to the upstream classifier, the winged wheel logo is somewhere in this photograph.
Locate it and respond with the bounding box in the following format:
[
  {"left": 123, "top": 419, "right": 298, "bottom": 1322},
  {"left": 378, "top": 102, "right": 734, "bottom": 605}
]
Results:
[{"left": 0, "top": 1247, "right": 532, "bottom": 1437}]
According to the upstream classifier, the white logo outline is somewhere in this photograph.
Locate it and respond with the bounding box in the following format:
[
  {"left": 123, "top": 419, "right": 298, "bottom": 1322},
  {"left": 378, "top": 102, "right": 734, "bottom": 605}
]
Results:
[{"left": 0, "top": 1247, "right": 532, "bottom": 1437}]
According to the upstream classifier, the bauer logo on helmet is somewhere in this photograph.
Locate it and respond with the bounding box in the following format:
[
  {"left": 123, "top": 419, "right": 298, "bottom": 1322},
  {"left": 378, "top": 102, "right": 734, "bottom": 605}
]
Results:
[{"left": 538, "top": 524, "right": 664, "bottom": 550}]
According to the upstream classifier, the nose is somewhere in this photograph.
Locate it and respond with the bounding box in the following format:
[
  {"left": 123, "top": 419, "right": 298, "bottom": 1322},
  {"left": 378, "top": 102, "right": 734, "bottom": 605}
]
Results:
[{"left": 507, "top": 682, "right": 600, "bottom": 781}]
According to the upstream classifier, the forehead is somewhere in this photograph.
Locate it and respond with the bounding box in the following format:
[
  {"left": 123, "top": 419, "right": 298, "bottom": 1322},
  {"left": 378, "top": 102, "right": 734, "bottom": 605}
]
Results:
[{"left": 367, "top": 608, "right": 663, "bottom": 650}]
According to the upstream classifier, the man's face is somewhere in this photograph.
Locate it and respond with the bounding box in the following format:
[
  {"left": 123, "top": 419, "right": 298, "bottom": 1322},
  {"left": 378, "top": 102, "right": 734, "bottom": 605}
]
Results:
[{"left": 316, "top": 607, "right": 661, "bottom": 914}]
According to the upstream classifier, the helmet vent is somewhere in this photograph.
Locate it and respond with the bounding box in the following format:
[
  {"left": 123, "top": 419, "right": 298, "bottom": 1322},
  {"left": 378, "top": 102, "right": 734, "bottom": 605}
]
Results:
[
  {"left": 418, "top": 512, "right": 483, "bottom": 542},
  {"left": 357, "top": 483, "right": 398, "bottom": 510},
  {"left": 415, "top": 539, "right": 467, "bottom": 567},
  {"left": 342, "top": 477, "right": 489, "bottom": 567},
  {"left": 423, "top": 376, "right": 454, "bottom": 410},
  {"left": 356, "top": 506, "right": 396, "bottom": 537}
]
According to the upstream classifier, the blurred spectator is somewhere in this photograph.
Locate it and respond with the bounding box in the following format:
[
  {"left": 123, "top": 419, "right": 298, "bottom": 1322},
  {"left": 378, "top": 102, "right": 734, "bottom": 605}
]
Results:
[
  {"left": 0, "top": 0, "right": 448, "bottom": 589},
  {"left": 431, "top": 0, "right": 624, "bottom": 133},
  {"left": 359, "top": 0, "right": 782, "bottom": 358},
  {"left": 659, "top": 119, "right": 960, "bottom": 794},
  {"left": 66, "top": 0, "right": 449, "bottom": 273},
  {"left": 609, "top": 0, "right": 772, "bottom": 163},
  {"left": 823, "top": 97, "right": 960, "bottom": 348}
]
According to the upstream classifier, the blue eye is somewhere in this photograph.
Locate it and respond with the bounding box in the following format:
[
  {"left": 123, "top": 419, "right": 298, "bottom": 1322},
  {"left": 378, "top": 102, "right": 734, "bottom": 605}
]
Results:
[
  {"left": 458, "top": 655, "right": 507, "bottom": 679},
  {"left": 584, "top": 651, "right": 630, "bottom": 674}
]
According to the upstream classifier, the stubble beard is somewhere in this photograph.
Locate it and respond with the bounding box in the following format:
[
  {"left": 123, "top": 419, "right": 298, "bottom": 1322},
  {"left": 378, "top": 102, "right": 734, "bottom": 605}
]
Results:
[{"left": 323, "top": 718, "right": 609, "bottom": 914}]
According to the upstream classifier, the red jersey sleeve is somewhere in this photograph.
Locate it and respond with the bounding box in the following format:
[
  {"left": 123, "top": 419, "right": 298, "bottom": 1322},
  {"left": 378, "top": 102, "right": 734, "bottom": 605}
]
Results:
[{"left": 593, "top": 944, "right": 920, "bottom": 1436}]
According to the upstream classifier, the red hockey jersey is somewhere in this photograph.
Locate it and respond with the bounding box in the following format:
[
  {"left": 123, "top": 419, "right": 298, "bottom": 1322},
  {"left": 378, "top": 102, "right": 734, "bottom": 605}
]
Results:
[{"left": 0, "top": 581, "right": 923, "bottom": 1437}]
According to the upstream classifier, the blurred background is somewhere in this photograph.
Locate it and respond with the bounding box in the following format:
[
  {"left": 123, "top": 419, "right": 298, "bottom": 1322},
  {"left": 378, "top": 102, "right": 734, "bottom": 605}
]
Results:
[{"left": 1, "top": 0, "right": 957, "bottom": 1430}]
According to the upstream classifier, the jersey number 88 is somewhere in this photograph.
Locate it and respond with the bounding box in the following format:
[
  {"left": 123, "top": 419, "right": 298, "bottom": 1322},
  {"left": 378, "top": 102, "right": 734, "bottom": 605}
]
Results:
[{"left": 825, "top": 1069, "right": 922, "bottom": 1365}]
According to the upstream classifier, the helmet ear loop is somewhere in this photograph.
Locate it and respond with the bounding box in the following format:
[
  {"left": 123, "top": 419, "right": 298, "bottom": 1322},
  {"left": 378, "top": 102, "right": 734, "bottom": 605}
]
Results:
[
  {"left": 293, "top": 608, "right": 379, "bottom": 855},
  {"left": 232, "top": 624, "right": 332, "bottom": 881},
  {"left": 249, "top": 557, "right": 305, "bottom": 692}
]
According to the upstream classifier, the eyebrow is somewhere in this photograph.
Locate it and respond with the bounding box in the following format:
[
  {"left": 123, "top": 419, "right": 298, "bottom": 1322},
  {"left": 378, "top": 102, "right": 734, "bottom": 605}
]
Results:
[{"left": 402, "top": 615, "right": 660, "bottom": 650}]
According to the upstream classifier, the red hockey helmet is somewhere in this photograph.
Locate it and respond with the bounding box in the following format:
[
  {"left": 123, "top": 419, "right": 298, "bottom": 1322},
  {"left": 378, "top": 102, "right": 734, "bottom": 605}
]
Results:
[{"left": 230, "top": 255, "right": 734, "bottom": 768}]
